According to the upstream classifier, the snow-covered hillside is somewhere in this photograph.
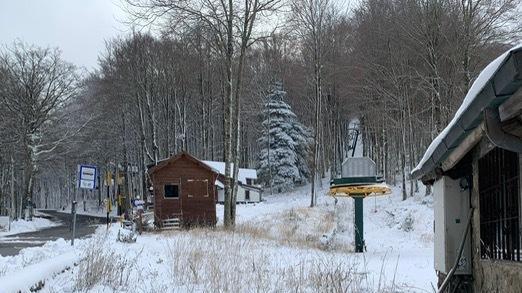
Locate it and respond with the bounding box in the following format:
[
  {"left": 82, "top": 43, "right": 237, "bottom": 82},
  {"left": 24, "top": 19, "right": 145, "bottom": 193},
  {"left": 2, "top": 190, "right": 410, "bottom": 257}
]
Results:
[{"left": 0, "top": 182, "right": 435, "bottom": 292}]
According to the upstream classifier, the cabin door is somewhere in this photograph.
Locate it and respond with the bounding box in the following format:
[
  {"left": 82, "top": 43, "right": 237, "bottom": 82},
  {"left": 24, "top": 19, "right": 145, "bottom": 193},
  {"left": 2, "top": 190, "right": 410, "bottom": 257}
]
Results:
[{"left": 163, "top": 179, "right": 183, "bottom": 217}]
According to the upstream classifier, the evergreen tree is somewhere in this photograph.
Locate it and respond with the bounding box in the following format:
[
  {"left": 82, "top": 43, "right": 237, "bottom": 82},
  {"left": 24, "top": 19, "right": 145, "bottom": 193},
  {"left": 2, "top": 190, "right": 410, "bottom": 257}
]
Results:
[{"left": 257, "top": 84, "right": 312, "bottom": 193}]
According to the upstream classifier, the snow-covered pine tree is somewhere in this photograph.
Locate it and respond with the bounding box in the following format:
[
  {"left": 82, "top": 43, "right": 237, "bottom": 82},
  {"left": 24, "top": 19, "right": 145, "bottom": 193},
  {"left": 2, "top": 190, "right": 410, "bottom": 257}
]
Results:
[{"left": 257, "top": 83, "right": 312, "bottom": 193}]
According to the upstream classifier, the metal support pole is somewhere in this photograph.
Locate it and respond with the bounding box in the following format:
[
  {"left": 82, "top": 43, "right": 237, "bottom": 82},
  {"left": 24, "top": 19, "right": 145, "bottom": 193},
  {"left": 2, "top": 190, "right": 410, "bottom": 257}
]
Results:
[
  {"left": 106, "top": 184, "right": 110, "bottom": 229},
  {"left": 351, "top": 129, "right": 359, "bottom": 157},
  {"left": 98, "top": 174, "right": 102, "bottom": 207},
  {"left": 71, "top": 201, "right": 77, "bottom": 246},
  {"left": 354, "top": 197, "right": 364, "bottom": 253}
]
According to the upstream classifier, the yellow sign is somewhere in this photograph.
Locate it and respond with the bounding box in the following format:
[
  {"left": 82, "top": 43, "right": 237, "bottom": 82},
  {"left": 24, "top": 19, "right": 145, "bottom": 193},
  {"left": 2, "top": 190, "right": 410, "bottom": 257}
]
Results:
[
  {"left": 104, "top": 171, "right": 112, "bottom": 186},
  {"left": 117, "top": 172, "right": 125, "bottom": 185}
]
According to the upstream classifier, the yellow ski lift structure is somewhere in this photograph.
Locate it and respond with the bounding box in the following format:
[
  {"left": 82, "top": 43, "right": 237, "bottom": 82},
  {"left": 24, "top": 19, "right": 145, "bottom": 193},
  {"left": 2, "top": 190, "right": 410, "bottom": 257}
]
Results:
[{"left": 328, "top": 182, "right": 392, "bottom": 198}]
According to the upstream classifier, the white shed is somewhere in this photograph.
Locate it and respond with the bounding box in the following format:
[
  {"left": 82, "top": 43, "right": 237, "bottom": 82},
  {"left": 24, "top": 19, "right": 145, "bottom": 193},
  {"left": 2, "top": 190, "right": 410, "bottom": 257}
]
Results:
[{"left": 203, "top": 161, "right": 262, "bottom": 203}]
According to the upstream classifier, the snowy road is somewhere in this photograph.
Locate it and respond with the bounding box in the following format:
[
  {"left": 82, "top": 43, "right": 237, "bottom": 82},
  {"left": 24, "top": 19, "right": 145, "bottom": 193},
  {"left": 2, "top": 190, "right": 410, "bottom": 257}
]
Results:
[{"left": 0, "top": 211, "right": 105, "bottom": 256}]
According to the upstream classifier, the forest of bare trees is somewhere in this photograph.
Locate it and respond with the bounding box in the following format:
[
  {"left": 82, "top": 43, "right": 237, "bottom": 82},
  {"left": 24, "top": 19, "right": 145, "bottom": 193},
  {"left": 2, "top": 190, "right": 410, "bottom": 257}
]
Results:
[{"left": 0, "top": 0, "right": 520, "bottom": 222}]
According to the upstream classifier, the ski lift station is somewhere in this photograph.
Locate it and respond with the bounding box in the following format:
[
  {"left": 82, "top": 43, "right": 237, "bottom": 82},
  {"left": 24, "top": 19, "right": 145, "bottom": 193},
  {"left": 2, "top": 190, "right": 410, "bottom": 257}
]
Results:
[
  {"left": 412, "top": 44, "right": 522, "bottom": 292},
  {"left": 329, "top": 157, "right": 391, "bottom": 253}
]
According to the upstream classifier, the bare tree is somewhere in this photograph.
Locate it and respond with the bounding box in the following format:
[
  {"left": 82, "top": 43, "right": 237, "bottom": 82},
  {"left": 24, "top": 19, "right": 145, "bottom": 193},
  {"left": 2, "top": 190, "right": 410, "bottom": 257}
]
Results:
[
  {"left": 123, "top": 0, "right": 283, "bottom": 227},
  {"left": 0, "top": 43, "right": 79, "bottom": 218},
  {"left": 290, "top": 0, "right": 336, "bottom": 207}
]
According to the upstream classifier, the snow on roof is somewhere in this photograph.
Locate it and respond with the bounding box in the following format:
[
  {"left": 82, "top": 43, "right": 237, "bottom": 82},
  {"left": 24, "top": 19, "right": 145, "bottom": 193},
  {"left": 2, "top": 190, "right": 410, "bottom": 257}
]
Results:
[
  {"left": 202, "top": 160, "right": 257, "bottom": 185},
  {"left": 413, "top": 43, "right": 522, "bottom": 176},
  {"left": 215, "top": 180, "right": 224, "bottom": 188}
]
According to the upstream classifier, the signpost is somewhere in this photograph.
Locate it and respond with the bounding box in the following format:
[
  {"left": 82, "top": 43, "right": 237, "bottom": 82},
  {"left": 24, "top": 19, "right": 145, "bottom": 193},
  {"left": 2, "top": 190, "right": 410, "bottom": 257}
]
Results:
[
  {"left": 72, "top": 164, "right": 98, "bottom": 246},
  {"left": 105, "top": 171, "right": 112, "bottom": 229},
  {"left": 78, "top": 165, "right": 97, "bottom": 190},
  {"left": 71, "top": 201, "right": 77, "bottom": 246}
]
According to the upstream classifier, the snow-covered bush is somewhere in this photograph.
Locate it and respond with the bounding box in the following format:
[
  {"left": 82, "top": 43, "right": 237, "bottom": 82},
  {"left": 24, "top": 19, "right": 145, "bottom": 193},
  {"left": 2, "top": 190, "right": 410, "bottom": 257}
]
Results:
[{"left": 257, "top": 83, "right": 312, "bottom": 193}]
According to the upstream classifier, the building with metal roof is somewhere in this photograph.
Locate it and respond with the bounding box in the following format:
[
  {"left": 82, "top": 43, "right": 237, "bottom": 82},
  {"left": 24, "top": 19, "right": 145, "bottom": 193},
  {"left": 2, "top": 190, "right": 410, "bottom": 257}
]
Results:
[{"left": 413, "top": 44, "right": 522, "bottom": 292}]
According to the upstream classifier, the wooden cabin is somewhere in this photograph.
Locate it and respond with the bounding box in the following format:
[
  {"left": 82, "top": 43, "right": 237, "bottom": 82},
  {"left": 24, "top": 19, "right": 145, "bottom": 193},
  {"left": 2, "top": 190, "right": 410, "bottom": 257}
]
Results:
[
  {"left": 148, "top": 152, "right": 220, "bottom": 227},
  {"left": 412, "top": 45, "right": 522, "bottom": 292}
]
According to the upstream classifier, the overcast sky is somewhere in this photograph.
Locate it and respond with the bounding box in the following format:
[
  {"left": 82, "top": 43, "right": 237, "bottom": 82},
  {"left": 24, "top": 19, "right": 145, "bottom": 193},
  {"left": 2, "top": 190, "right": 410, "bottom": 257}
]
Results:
[{"left": 0, "top": 0, "right": 127, "bottom": 70}]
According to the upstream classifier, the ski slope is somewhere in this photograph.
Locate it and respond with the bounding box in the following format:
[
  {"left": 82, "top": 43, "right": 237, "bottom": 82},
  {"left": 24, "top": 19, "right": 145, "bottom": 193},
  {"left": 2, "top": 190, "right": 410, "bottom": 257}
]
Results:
[{"left": 0, "top": 182, "right": 435, "bottom": 293}]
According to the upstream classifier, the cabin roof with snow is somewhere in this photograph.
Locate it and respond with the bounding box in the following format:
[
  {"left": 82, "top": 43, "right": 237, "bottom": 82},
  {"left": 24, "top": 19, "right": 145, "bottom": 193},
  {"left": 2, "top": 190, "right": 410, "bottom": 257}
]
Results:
[
  {"left": 148, "top": 152, "right": 220, "bottom": 176},
  {"left": 150, "top": 156, "right": 259, "bottom": 190},
  {"left": 412, "top": 44, "right": 522, "bottom": 182}
]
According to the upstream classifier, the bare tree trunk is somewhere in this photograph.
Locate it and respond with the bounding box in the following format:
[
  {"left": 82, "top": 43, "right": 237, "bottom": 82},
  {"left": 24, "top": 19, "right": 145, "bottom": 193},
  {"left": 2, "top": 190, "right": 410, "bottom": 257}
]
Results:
[
  {"left": 145, "top": 92, "right": 159, "bottom": 163},
  {"left": 223, "top": 0, "right": 234, "bottom": 228},
  {"left": 121, "top": 111, "right": 132, "bottom": 219},
  {"left": 10, "top": 156, "right": 15, "bottom": 220},
  {"left": 310, "top": 45, "right": 322, "bottom": 208},
  {"left": 401, "top": 111, "right": 408, "bottom": 201}
]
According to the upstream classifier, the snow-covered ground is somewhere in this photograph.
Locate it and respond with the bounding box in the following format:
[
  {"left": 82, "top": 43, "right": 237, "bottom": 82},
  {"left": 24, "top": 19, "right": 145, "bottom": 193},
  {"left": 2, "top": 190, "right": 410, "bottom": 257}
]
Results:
[
  {"left": 0, "top": 181, "right": 435, "bottom": 293},
  {"left": 0, "top": 216, "right": 60, "bottom": 238}
]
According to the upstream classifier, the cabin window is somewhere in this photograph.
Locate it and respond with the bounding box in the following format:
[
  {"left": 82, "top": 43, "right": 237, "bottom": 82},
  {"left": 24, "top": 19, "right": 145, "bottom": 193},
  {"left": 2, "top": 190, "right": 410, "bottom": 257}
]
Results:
[
  {"left": 245, "top": 189, "right": 250, "bottom": 201},
  {"left": 479, "top": 148, "right": 521, "bottom": 262},
  {"left": 164, "top": 184, "right": 180, "bottom": 199}
]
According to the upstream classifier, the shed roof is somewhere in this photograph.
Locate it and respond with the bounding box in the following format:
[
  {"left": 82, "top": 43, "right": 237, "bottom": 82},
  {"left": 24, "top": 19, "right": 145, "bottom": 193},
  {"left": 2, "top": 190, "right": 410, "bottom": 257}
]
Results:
[
  {"left": 148, "top": 154, "right": 257, "bottom": 189},
  {"left": 148, "top": 152, "right": 220, "bottom": 175},
  {"left": 412, "top": 44, "right": 522, "bottom": 180}
]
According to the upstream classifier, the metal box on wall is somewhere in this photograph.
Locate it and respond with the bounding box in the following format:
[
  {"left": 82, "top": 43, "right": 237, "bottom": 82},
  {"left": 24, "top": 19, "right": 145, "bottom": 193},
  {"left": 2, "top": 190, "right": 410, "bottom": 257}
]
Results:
[{"left": 434, "top": 176, "right": 472, "bottom": 275}]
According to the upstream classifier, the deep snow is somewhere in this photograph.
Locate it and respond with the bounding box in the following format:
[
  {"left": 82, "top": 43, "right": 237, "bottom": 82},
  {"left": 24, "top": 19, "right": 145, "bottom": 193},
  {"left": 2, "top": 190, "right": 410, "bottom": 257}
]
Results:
[{"left": 0, "top": 182, "right": 436, "bottom": 293}]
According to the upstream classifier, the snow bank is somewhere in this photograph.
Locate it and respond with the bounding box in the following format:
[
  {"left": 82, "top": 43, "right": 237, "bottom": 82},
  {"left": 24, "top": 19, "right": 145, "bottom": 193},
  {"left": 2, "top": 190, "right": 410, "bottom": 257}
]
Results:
[
  {"left": 0, "top": 251, "right": 78, "bottom": 293},
  {"left": 0, "top": 217, "right": 60, "bottom": 237},
  {"left": 0, "top": 238, "right": 76, "bottom": 276}
]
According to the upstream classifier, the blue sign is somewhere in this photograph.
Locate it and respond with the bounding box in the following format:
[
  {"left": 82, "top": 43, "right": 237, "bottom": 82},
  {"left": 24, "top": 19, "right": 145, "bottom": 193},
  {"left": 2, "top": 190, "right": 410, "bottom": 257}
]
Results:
[{"left": 78, "top": 165, "right": 97, "bottom": 190}]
